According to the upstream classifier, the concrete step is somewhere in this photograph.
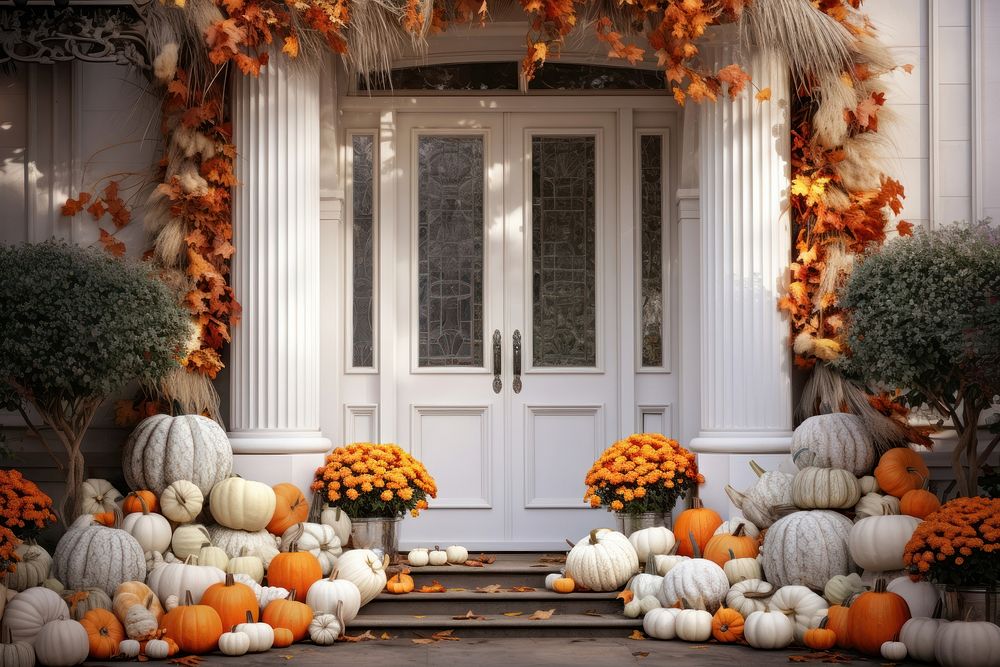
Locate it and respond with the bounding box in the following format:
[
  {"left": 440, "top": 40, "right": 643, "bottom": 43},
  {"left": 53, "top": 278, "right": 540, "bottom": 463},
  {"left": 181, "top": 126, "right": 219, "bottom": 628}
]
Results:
[
  {"left": 348, "top": 612, "right": 643, "bottom": 638},
  {"left": 395, "top": 561, "right": 563, "bottom": 589},
  {"left": 362, "top": 590, "right": 622, "bottom": 615}
]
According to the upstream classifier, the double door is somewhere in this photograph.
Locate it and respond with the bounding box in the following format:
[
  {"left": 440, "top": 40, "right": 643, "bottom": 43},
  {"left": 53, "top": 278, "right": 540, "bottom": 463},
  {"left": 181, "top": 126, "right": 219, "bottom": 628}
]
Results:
[{"left": 393, "top": 112, "right": 620, "bottom": 549}]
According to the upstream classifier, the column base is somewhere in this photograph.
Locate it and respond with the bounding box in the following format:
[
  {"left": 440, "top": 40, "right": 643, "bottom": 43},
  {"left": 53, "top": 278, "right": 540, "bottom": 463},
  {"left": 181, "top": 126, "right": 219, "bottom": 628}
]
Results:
[
  {"left": 689, "top": 432, "right": 793, "bottom": 520},
  {"left": 228, "top": 430, "right": 332, "bottom": 490}
]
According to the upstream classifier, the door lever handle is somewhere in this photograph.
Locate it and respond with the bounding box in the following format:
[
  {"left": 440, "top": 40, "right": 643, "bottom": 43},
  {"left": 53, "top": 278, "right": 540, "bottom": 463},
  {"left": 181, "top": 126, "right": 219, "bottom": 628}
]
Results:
[
  {"left": 512, "top": 329, "right": 522, "bottom": 394},
  {"left": 492, "top": 330, "right": 502, "bottom": 393}
]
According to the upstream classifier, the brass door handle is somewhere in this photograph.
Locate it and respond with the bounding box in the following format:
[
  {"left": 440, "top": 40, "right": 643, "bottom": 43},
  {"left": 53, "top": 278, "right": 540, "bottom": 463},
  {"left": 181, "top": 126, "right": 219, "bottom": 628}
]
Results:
[
  {"left": 512, "top": 329, "right": 522, "bottom": 394},
  {"left": 492, "top": 330, "right": 502, "bottom": 393}
]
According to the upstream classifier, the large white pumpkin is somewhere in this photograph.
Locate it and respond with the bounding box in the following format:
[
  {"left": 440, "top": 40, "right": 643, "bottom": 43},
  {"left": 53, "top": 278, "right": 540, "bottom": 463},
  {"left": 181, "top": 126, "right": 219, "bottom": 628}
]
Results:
[
  {"left": 33, "top": 619, "right": 88, "bottom": 667},
  {"left": 6, "top": 542, "right": 52, "bottom": 591},
  {"left": 121, "top": 506, "right": 172, "bottom": 555},
  {"left": 901, "top": 617, "right": 949, "bottom": 663},
  {"left": 565, "top": 529, "right": 639, "bottom": 592},
  {"left": 887, "top": 576, "right": 940, "bottom": 619},
  {"left": 306, "top": 572, "right": 362, "bottom": 624},
  {"left": 848, "top": 515, "right": 920, "bottom": 572},
  {"left": 744, "top": 609, "right": 795, "bottom": 649},
  {"left": 80, "top": 479, "right": 123, "bottom": 515},
  {"left": 726, "top": 579, "right": 774, "bottom": 618},
  {"left": 206, "top": 524, "right": 280, "bottom": 567},
  {"left": 145, "top": 556, "right": 225, "bottom": 604},
  {"left": 759, "top": 510, "right": 856, "bottom": 590},
  {"left": 123, "top": 414, "right": 233, "bottom": 495},
  {"left": 280, "top": 523, "right": 343, "bottom": 576},
  {"left": 1, "top": 587, "right": 70, "bottom": 644},
  {"left": 724, "top": 461, "right": 794, "bottom": 529},
  {"left": 770, "top": 585, "right": 828, "bottom": 641},
  {"left": 628, "top": 527, "right": 676, "bottom": 566},
  {"left": 934, "top": 621, "right": 1000, "bottom": 667},
  {"left": 791, "top": 413, "right": 876, "bottom": 476},
  {"left": 791, "top": 467, "right": 862, "bottom": 510},
  {"left": 52, "top": 514, "right": 146, "bottom": 596},
  {"left": 209, "top": 477, "right": 276, "bottom": 532},
  {"left": 659, "top": 559, "right": 730, "bottom": 613},
  {"left": 335, "top": 550, "right": 389, "bottom": 606}
]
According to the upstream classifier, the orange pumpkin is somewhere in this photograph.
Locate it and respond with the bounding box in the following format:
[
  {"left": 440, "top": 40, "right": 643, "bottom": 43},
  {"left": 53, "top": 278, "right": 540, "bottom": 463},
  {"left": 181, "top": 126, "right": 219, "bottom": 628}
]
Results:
[
  {"left": 200, "top": 572, "right": 259, "bottom": 629},
  {"left": 703, "top": 524, "right": 758, "bottom": 566},
  {"left": 93, "top": 511, "right": 116, "bottom": 527},
  {"left": 552, "top": 577, "right": 575, "bottom": 594},
  {"left": 900, "top": 488, "right": 940, "bottom": 519},
  {"left": 386, "top": 569, "right": 415, "bottom": 594},
  {"left": 162, "top": 590, "right": 224, "bottom": 655},
  {"left": 875, "top": 448, "right": 929, "bottom": 498},
  {"left": 803, "top": 616, "right": 837, "bottom": 650},
  {"left": 122, "top": 490, "right": 159, "bottom": 515},
  {"left": 826, "top": 604, "right": 852, "bottom": 649},
  {"left": 80, "top": 608, "right": 125, "bottom": 659},
  {"left": 673, "top": 498, "right": 723, "bottom": 557},
  {"left": 846, "top": 579, "right": 910, "bottom": 656},
  {"left": 266, "top": 483, "right": 309, "bottom": 535},
  {"left": 711, "top": 607, "right": 744, "bottom": 643},
  {"left": 262, "top": 590, "right": 312, "bottom": 642},
  {"left": 272, "top": 627, "right": 295, "bottom": 648},
  {"left": 267, "top": 546, "right": 322, "bottom": 596}
]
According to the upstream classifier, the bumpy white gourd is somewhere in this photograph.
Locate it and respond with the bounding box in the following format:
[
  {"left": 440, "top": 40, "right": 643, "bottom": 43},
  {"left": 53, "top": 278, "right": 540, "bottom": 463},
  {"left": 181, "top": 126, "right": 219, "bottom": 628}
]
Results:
[
  {"left": 791, "top": 467, "right": 862, "bottom": 509},
  {"left": 280, "top": 523, "right": 342, "bottom": 576},
  {"left": 854, "top": 492, "right": 900, "bottom": 520},
  {"left": 674, "top": 608, "right": 713, "bottom": 642},
  {"left": 445, "top": 545, "right": 469, "bottom": 564},
  {"left": 713, "top": 518, "right": 760, "bottom": 539},
  {"left": 2, "top": 587, "right": 70, "bottom": 644},
  {"left": 218, "top": 630, "right": 250, "bottom": 656},
  {"left": 724, "top": 461, "right": 794, "bottom": 528},
  {"left": 565, "top": 529, "right": 639, "bottom": 592},
  {"left": 306, "top": 571, "right": 362, "bottom": 623},
  {"left": 209, "top": 476, "right": 277, "bottom": 532},
  {"left": 145, "top": 556, "right": 225, "bottom": 603},
  {"left": 759, "top": 510, "right": 855, "bottom": 590},
  {"left": 900, "top": 617, "right": 949, "bottom": 663},
  {"left": 159, "top": 480, "right": 204, "bottom": 524},
  {"left": 770, "top": 585, "right": 829, "bottom": 641},
  {"left": 886, "top": 576, "right": 939, "bottom": 618},
  {"left": 651, "top": 554, "right": 689, "bottom": 576},
  {"left": 309, "top": 602, "right": 344, "bottom": 646},
  {"left": 206, "top": 525, "right": 280, "bottom": 566},
  {"left": 791, "top": 413, "right": 875, "bottom": 476},
  {"left": 335, "top": 550, "right": 389, "bottom": 606},
  {"left": 823, "top": 573, "right": 865, "bottom": 605},
  {"left": 660, "top": 559, "right": 729, "bottom": 613},
  {"left": 628, "top": 527, "right": 676, "bottom": 564},
  {"left": 319, "top": 506, "right": 352, "bottom": 547},
  {"left": 934, "top": 621, "right": 1000, "bottom": 667},
  {"left": 726, "top": 579, "right": 774, "bottom": 618},
  {"left": 642, "top": 607, "right": 681, "bottom": 640},
  {"left": 849, "top": 515, "right": 920, "bottom": 572},
  {"left": 6, "top": 543, "right": 52, "bottom": 591},
  {"left": 80, "top": 479, "right": 123, "bottom": 515},
  {"left": 744, "top": 609, "right": 794, "bottom": 649},
  {"left": 52, "top": 514, "right": 146, "bottom": 597},
  {"left": 123, "top": 414, "right": 233, "bottom": 496}
]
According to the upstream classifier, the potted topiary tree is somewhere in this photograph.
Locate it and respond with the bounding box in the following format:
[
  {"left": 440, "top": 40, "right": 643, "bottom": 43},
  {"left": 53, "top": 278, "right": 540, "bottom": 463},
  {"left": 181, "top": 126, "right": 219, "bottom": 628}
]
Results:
[
  {"left": 839, "top": 223, "right": 1000, "bottom": 496},
  {"left": 0, "top": 240, "right": 190, "bottom": 521}
]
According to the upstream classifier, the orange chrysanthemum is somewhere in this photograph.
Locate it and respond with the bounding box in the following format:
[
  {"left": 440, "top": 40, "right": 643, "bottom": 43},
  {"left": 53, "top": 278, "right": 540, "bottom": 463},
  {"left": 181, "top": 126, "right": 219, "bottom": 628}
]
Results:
[{"left": 903, "top": 496, "right": 999, "bottom": 587}]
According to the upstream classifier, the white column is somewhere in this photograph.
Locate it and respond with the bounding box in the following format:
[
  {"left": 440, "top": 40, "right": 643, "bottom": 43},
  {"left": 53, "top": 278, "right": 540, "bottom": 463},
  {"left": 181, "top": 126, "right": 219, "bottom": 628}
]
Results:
[
  {"left": 229, "top": 57, "right": 332, "bottom": 488},
  {"left": 689, "top": 34, "right": 794, "bottom": 510}
]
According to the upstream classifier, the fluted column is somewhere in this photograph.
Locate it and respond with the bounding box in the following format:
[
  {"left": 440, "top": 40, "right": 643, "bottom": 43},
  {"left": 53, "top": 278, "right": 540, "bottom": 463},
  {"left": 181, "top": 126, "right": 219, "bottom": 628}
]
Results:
[
  {"left": 228, "top": 56, "right": 332, "bottom": 484},
  {"left": 690, "top": 35, "right": 793, "bottom": 459}
]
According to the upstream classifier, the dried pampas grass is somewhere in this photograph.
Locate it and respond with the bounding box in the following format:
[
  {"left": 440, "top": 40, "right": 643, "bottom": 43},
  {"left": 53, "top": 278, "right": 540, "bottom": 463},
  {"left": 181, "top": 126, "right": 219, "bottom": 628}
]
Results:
[
  {"left": 153, "top": 42, "right": 179, "bottom": 83},
  {"left": 812, "top": 72, "right": 855, "bottom": 149},
  {"left": 154, "top": 218, "right": 188, "bottom": 267},
  {"left": 157, "top": 366, "right": 224, "bottom": 425},
  {"left": 343, "top": 0, "right": 413, "bottom": 83},
  {"left": 838, "top": 131, "right": 890, "bottom": 192},
  {"left": 851, "top": 35, "right": 897, "bottom": 75},
  {"left": 816, "top": 240, "right": 853, "bottom": 299}
]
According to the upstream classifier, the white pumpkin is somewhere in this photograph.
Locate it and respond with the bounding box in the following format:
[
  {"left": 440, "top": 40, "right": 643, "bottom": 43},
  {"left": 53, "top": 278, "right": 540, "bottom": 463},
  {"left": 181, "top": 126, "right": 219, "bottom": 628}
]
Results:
[
  {"left": 623, "top": 598, "right": 643, "bottom": 618},
  {"left": 544, "top": 573, "right": 562, "bottom": 590},
  {"left": 234, "top": 612, "right": 274, "bottom": 652},
  {"left": 724, "top": 557, "right": 763, "bottom": 585},
  {"left": 660, "top": 559, "right": 730, "bottom": 613},
  {"left": 232, "top": 574, "right": 289, "bottom": 609},
  {"left": 123, "top": 413, "right": 233, "bottom": 496},
  {"left": 724, "top": 461, "right": 794, "bottom": 529},
  {"left": 42, "top": 580, "right": 64, "bottom": 594},
  {"left": 823, "top": 573, "right": 866, "bottom": 605},
  {"left": 143, "top": 638, "right": 171, "bottom": 659},
  {"left": 319, "top": 506, "right": 352, "bottom": 547},
  {"left": 206, "top": 525, "right": 280, "bottom": 566},
  {"left": 770, "top": 585, "right": 829, "bottom": 641},
  {"left": 791, "top": 413, "right": 875, "bottom": 476},
  {"left": 306, "top": 571, "right": 362, "bottom": 624},
  {"left": 118, "top": 638, "right": 141, "bottom": 658},
  {"left": 713, "top": 518, "right": 760, "bottom": 539},
  {"left": 280, "top": 523, "right": 342, "bottom": 576},
  {"left": 791, "top": 467, "right": 862, "bottom": 510},
  {"left": 628, "top": 527, "right": 676, "bottom": 565},
  {"left": 848, "top": 515, "right": 920, "bottom": 572},
  {"left": 121, "top": 506, "right": 172, "bottom": 555},
  {"left": 759, "top": 510, "right": 856, "bottom": 590},
  {"left": 309, "top": 603, "right": 344, "bottom": 646},
  {"left": 674, "top": 608, "right": 713, "bottom": 642},
  {"left": 2, "top": 587, "right": 70, "bottom": 644},
  {"left": 80, "top": 479, "right": 123, "bottom": 515},
  {"left": 428, "top": 548, "right": 448, "bottom": 566},
  {"left": 227, "top": 548, "right": 265, "bottom": 584},
  {"left": 639, "top": 595, "right": 661, "bottom": 614},
  {"left": 335, "top": 550, "right": 389, "bottom": 606},
  {"left": 651, "top": 554, "right": 689, "bottom": 576},
  {"left": 218, "top": 630, "right": 250, "bottom": 656},
  {"left": 887, "top": 576, "right": 939, "bottom": 619},
  {"left": 209, "top": 477, "right": 277, "bottom": 532},
  {"left": 145, "top": 555, "right": 225, "bottom": 604},
  {"left": 60, "top": 587, "right": 112, "bottom": 622},
  {"left": 406, "top": 548, "right": 430, "bottom": 567},
  {"left": 52, "top": 513, "right": 146, "bottom": 597},
  {"left": 445, "top": 545, "right": 469, "bottom": 564},
  {"left": 170, "top": 524, "right": 212, "bottom": 560},
  {"left": 626, "top": 573, "right": 665, "bottom": 606},
  {"left": 6, "top": 542, "right": 52, "bottom": 591},
  {"left": 642, "top": 607, "right": 681, "bottom": 640},
  {"left": 854, "top": 492, "right": 900, "bottom": 520},
  {"left": 744, "top": 609, "right": 795, "bottom": 649},
  {"left": 196, "top": 544, "right": 229, "bottom": 571},
  {"left": 1, "top": 629, "right": 34, "bottom": 667},
  {"left": 565, "top": 529, "right": 639, "bottom": 592},
  {"left": 33, "top": 619, "right": 88, "bottom": 666},
  {"left": 858, "top": 475, "right": 880, "bottom": 495},
  {"left": 159, "top": 480, "right": 204, "bottom": 524},
  {"left": 881, "top": 640, "right": 908, "bottom": 661},
  {"left": 900, "top": 616, "right": 949, "bottom": 663},
  {"left": 726, "top": 579, "right": 774, "bottom": 618},
  {"left": 934, "top": 621, "right": 1000, "bottom": 667}
]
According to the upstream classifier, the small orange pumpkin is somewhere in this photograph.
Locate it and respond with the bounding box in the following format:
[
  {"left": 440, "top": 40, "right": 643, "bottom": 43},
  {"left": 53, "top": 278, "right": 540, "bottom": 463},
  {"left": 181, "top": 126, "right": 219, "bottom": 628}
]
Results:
[
  {"left": 272, "top": 627, "right": 294, "bottom": 648},
  {"left": 552, "top": 576, "right": 575, "bottom": 594},
  {"left": 711, "top": 607, "right": 744, "bottom": 643},
  {"left": 267, "top": 546, "right": 322, "bottom": 597},
  {"left": 875, "top": 448, "right": 929, "bottom": 498},
  {"left": 161, "top": 590, "right": 224, "bottom": 655},
  {"left": 80, "top": 608, "right": 125, "bottom": 659},
  {"left": 673, "top": 498, "right": 723, "bottom": 557},
  {"left": 804, "top": 616, "right": 837, "bottom": 650},
  {"left": 262, "top": 589, "right": 312, "bottom": 643},
  {"left": 826, "top": 604, "right": 851, "bottom": 648},
  {"left": 93, "top": 511, "right": 116, "bottom": 527},
  {"left": 200, "top": 572, "right": 259, "bottom": 630},
  {"left": 703, "top": 524, "right": 759, "bottom": 566},
  {"left": 846, "top": 578, "right": 910, "bottom": 656},
  {"left": 266, "top": 483, "right": 309, "bottom": 536},
  {"left": 900, "top": 488, "right": 940, "bottom": 519},
  {"left": 386, "top": 569, "right": 415, "bottom": 594},
  {"left": 122, "top": 490, "right": 159, "bottom": 515}
]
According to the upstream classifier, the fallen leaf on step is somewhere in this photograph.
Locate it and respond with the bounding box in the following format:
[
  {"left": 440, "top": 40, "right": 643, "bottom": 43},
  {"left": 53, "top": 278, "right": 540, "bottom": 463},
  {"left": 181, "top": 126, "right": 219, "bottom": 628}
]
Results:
[
  {"left": 463, "top": 560, "right": 485, "bottom": 568},
  {"left": 502, "top": 611, "right": 523, "bottom": 616},
  {"left": 509, "top": 586, "right": 535, "bottom": 592},
  {"left": 137, "top": 658, "right": 149, "bottom": 663},
  {"left": 537, "top": 554, "right": 567, "bottom": 564},
  {"left": 168, "top": 658, "right": 203, "bottom": 667},
  {"left": 413, "top": 615, "right": 426, "bottom": 618},
  {"left": 432, "top": 629, "right": 460, "bottom": 641},
  {"left": 412, "top": 638, "right": 436, "bottom": 645},
  {"left": 476, "top": 584, "right": 503, "bottom": 593},
  {"left": 528, "top": 608, "right": 556, "bottom": 620},
  {"left": 339, "top": 630, "right": 378, "bottom": 642},
  {"left": 628, "top": 630, "right": 645, "bottom": 640},
  {"left": 632, "top": 651, "right": 650, "bottom": 659},
  {"left": 380, "top": 632, "right": 394, "bottom": 640},
  {"left": 476, "top": 553, "right": 497, "bottom": 564},
  {"left": 418, "top": 580, "right": 447, "bottom": 593},
  {"left": 688, "top": 645, "right": 710, "bottom": 650},
  {"left": 582, "top": 609, "right": 603, "bottom": 617},
  {"left": 453, "top": 610, "right": 488, "bottom": 620},
  {"left": 788, "top": 653, "right": 855, "bottom": 663}
]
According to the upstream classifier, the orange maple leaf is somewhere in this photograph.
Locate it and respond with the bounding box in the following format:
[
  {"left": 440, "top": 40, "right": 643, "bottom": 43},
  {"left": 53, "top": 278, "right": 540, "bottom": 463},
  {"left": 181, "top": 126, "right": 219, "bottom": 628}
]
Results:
[
  {"left": 282, "top": 35, "right": 299, "bottom": 58},
  {"left": 896, "top": 220, "right": 914, "bottom": 236},
  {"left": 99, "top": 229, "right": 126, "bottom": 257},
  {"left": 61, "top": 192, "right": 91, "bottom": 217},
  {"left": 717, "top": 64, "right": 750, "bottom": 98},
  {"left": 755, "top": 87, "right": 771, "bottom": 102}
]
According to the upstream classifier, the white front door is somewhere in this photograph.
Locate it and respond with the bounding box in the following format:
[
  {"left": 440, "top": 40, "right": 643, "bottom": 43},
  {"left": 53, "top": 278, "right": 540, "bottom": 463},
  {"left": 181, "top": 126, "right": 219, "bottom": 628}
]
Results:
[{"left": 394, "top": 112, "right": 619, "bottom": 549}]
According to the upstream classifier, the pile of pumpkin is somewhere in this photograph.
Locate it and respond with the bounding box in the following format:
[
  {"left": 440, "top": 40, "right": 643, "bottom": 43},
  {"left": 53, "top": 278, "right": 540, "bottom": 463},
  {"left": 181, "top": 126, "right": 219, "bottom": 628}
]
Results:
[
  {"left": 0, "top": 414, "right": 392, "bottom": 667},
  {"left": 550, "top": 413, "right": 1000, "bottom": 667}
]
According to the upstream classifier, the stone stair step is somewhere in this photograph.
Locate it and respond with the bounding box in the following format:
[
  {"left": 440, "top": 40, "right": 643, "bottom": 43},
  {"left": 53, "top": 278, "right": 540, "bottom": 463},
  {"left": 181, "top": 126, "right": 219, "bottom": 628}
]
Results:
[
  {"left": 399, "top": 564, "right": 562, "bottom": 589},
  {"left": 348, "top": 613, "right": 642, "bottom": 638},
  {"left": 361, "top": 590, "right": 623, "bottom": 615}
]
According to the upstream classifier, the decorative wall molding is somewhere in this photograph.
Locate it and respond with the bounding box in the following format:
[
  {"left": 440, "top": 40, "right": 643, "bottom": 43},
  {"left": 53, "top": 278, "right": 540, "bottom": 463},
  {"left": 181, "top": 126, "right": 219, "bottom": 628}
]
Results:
[
  {"left": 343, "top": 403, "right": 378, "bottom": 443},
  {"left": 410, "top": 404, "right": 492, "bottom": 509},
  {"left": 523, "top": 404, "right": 603, "bottom": 509}
]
